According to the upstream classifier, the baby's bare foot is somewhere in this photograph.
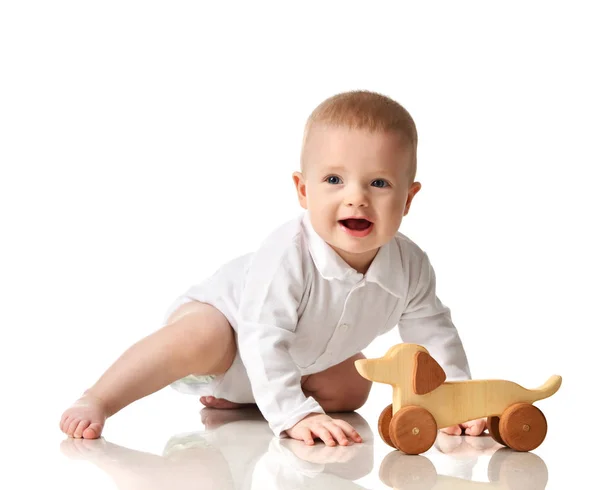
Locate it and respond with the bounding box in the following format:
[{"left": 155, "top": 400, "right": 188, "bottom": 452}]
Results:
[
  {"left": 199, "top": 396, "right": 254, "bottom": 410},
  {"left": 60, "top": 393, "right": 108, "bottom": 439}
]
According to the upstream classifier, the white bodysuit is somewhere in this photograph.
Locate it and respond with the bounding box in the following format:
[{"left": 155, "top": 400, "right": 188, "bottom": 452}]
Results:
[{"left": 163, "top": 210, "right": 472, "bottom": 437}]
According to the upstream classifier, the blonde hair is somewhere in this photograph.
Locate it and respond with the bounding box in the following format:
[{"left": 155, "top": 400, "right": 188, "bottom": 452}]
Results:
[{"left": 300, "top": 90, "right": 418, "bottom": 182}]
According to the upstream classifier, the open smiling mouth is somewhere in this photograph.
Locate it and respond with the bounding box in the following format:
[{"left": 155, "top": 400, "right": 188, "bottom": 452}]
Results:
[{"left": 338, "top": 218, "right": 374, "bottom": 237}]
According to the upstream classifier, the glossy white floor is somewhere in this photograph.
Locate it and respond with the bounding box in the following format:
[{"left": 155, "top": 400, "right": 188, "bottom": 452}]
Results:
[{"left": 3, "top": 363, "right": 592, "bottom": 490}]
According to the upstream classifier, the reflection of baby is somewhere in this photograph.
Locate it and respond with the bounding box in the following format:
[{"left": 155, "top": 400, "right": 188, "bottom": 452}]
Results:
[
  {"left": 61, "top": 409, "right": 374, "bottom": 490},
  {"left": 61, "top": 408, "right": 270, "bottom": 490},
  {"left": 262, "top": 412, "right": 374, "bottom": 478},
  {"left": 252, "top": 439, "right": 371, "bottom": 490}
]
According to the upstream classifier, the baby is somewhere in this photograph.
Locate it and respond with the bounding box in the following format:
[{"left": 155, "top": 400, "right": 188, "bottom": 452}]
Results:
[{"left": 60, "top": 90, "right": 487, "bottom": 446}]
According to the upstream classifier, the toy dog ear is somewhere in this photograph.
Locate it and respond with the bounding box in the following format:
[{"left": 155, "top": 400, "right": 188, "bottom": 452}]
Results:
[{"left": 413, "top": 351, "right": 446, "bottom": 395}]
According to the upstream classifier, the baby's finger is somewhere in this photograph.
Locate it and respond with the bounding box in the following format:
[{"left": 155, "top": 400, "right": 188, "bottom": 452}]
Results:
[
  {"left": 296, "top": 427, "right": 315, "bottom": 446},
  {"left": 324, "top": 422, "right": 349, "bottom": 446},
  {"left": 314, "top": 425, "right": 336, "bottom": 447},
  {"left": 332, "top": 419, "right": 363, "bottom": 443}
]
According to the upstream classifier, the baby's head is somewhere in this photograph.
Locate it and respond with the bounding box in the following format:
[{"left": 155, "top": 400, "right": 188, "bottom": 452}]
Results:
[{"left": 293, "top": 90, "right": 422, "bottom": 273}]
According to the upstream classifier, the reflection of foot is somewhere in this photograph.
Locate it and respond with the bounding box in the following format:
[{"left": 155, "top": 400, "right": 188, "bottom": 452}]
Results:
[
  {"left": 59, "top": 393, "right": 107, "bottom": 439},
  {"left": 434, "top": 432, "right": 463, "bottom": 453},
  {"left": 461, "top": 434, "right": 501, "bottom": 453},
  {"left": 61, "top": 435, "right": 234, "bottom": 490},
  {"left": 60, "top": 437, "right": 111, "bottom": 460},
  {"left": 433, "top": 433, "right": 501, "bottom": 481},
  {"left": 61, "top": 437, "right": 166, "bottom": 468},
  {"left": 199, "top": 406, "right": 265, "bottom": 429},
  {"left": 435, "top": 432, "right": 500, "bottom": 455},
  {"left": 200, "top": 396, "right": 255, "bottom": 409}
]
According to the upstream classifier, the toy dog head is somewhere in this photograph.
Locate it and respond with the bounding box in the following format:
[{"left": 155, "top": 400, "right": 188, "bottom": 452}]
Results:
[{"left": 354, "top": 343, "right": 447, "bottom": 395}]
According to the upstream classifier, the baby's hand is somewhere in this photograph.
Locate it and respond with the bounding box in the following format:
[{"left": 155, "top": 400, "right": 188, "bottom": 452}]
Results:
[
  {"left": 440, "top": 418, "right": 487, "bottom": 436},
  {"left": 285, "top": 413, "right": 363, "bottom": 446}
]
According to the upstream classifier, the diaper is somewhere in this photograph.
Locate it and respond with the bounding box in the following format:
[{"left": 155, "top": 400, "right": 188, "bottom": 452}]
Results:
[{"left": 170, "top": 374, "right": 218, "bottom": 395}]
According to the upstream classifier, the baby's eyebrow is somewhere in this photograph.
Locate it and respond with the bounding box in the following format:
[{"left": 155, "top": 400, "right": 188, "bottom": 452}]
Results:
[{"left": 322, "top": 165, "right": 347, "bottom": 173}]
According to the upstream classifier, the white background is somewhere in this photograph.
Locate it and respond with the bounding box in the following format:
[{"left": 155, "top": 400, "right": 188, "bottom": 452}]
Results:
[{"left": 1, "top": 1, "right": 598, "bottom": 488}]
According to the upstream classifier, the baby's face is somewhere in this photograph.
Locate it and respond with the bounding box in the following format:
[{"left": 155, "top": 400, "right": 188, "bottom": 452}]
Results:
[{"left": 293, "top": 124, "right": 421, "bottom": 273}]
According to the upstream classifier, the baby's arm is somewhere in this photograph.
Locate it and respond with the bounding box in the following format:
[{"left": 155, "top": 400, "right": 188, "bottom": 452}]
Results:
[
  {"left": 398, "top": 252, "right": 488, "bottom": 435},
  {"left": 236, "top": 235, "right": 360, "bottom": 445},
  {"left": 398, "top": 251, "right": 471, "bottom": 381}
]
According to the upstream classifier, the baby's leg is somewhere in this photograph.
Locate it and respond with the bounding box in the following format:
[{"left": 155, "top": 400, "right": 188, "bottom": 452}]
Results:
[
  {"left": 300, "top": 353, "right": 372, "bottom": 413},
  {"left": 60, "top": 302, "right": 236, "bottom": 439},
  {"left": 202, "top": 353, "right": 372, "bottom": 413}
]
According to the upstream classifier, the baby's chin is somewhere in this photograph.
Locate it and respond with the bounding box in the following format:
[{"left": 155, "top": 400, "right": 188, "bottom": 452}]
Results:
[{"left": 329, "top": 237, "right": 381, "bottom": 259}]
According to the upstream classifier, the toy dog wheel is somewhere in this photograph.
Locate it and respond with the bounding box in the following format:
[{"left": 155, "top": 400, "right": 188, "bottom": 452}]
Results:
[
  {"left": 378, "top": 404, "right": 396, "bottom": 448},
  {"left": 389, "top": 406, "right": 437, "bottom": 454},
  {"left": 487, "top": 416, "right": 508, "bottom": 447},
  {"left": 499, "top": 403, "right": 547, "bottom": 451}
]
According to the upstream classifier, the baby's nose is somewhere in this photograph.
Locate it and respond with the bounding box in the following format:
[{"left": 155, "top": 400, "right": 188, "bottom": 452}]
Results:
[{"left": 344, "top": 187, "right": 369, "bottom": 207}]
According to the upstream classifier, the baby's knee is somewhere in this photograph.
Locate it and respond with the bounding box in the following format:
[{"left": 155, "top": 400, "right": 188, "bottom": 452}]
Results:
[
  {"left": 167, "top": 303, "right": 236, "bottom": 373},
  {"left": 319, "top": 381, "right": 371, "bottom": 412},
  {"left": 342, "top": 376, "right": 372, "bottom": 411},
  {"left": 341, "top": 353, "right": 372, "bottom": 409},
  {"left": 307, "top": 364, "right": 372, "bottom": 412}
]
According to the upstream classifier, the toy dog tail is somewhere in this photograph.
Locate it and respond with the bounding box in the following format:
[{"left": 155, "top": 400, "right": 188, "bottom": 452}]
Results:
[{"left": 532, "top": 375, "right": 562, "bottom": 400}]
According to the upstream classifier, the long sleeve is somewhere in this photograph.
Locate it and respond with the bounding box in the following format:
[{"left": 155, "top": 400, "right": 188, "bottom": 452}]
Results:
[
  {"left": 398, "top": 252, "right": 472, "bottom": 381},
  {"left": 236, "top": 234, "right": 324, "bottom": 438}
]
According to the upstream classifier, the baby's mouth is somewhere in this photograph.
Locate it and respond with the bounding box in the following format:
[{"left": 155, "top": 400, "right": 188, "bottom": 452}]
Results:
[{"left": 338, "top": 218, "right": 373, "bottom": 231}]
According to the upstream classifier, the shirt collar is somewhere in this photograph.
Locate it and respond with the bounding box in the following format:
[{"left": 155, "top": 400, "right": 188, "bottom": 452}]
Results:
[{"left": 301, "top": 211, "right": 403, "bottom": 298}]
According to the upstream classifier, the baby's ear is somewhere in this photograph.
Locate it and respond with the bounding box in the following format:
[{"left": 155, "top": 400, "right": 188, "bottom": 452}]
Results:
[{"left": 413, "top": 351, "right": 446, "bottom": 395}]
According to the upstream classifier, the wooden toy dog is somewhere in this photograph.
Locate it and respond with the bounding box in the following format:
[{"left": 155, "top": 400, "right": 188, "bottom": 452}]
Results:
[{"left": 354, "top": 343, "right": 561, "bottom": 455}]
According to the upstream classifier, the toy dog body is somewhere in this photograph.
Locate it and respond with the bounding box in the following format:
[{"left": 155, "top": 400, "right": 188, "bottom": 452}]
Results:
[
  {"left": 355, "top": 343, "right": 561, "bottom": 453},
  {"left": 397, "top": 376, "right": 561, "bottom": 430}
]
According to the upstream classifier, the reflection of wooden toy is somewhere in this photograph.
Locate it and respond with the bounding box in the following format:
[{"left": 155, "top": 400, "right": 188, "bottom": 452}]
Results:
[
  {"left": 355, "top": 343, "right": 561, "bottom": 455},
  {"left": 380, "top": 447, "right": 549, "bottom": 489}
]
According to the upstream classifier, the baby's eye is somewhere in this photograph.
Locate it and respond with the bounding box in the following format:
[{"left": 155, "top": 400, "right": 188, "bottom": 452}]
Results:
[
  {"left": 372, "top": 179, "right": 389, "bottom": 188},
  {"left": 326, "top": 175, "right": 341, "bottom": 185}
]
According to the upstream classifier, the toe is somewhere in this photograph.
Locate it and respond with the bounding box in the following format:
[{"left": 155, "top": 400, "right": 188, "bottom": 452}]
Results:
[
  {"left": 212, "top": 398, "right": 232, "bottom": 409},
  {"left": 200, "top": 396, "right": 212, "bottom": 406},
  {"left": 441, "top": 425, "right": 462, "bottom": 436},
  {"left": 83, "top": 423, "right": 103, "bottom": 439},
  {"left": 60, "top": 415, "right": 70, "bottom": 433},
  {"left": 67, "top": 418, "right": 81, "bottom": 436},
  {"left": 212, "top": 398, "right": 228, "bottom": 408},
  {"left": 212, "top": 398, "right": 244, "bottom": 409},
  {"left": 466, "top": 421, "right": 486, "bottom": 436},
  {"left": 73, "top": 420, "right": 91, "bottom": 438},
  {"left": 60, "top": 413, "right": 69, "bottom": 431}
]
